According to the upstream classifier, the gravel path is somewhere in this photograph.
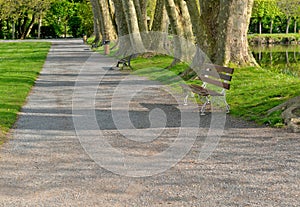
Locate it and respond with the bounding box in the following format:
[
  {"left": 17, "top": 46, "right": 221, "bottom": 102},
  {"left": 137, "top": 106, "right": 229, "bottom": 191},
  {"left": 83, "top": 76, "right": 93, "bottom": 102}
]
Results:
[{"left": 0, "top": 40, "right": 299, "bottom": 206}]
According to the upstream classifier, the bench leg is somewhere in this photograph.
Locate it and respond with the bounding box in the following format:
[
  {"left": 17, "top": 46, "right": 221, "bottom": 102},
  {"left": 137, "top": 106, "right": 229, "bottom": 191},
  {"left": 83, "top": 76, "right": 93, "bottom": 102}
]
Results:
[
  {"left": 224, "top": 99, "right": 230, "bottom": 113},
  {"left": 183, "top": 94, "right": 189, "bottom": 106},
  {"left": 200, "top": 97, "right": 210, "bottom": 116}
]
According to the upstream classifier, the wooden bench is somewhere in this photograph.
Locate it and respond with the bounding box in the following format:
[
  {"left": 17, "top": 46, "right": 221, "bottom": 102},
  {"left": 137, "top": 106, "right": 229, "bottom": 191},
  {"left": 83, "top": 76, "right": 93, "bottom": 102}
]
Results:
[
  {"left": 116, "top": 54, "right": 137, "bottom": 69},
  {"left": 181, "top": 64, "right": 234, "bottom": 115}
]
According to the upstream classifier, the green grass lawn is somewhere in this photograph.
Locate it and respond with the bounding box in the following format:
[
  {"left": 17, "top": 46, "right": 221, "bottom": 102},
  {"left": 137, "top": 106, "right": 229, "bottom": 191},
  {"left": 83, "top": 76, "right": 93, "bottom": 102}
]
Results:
[
  {"left": 128, "top": 55, "right": 300, "bottom": 127},
  {"left": 227, "top": 67, "right": 300, "bottom": 126},
  {"left": 0, "top": 42, "right": 51, "bottom": 144}
]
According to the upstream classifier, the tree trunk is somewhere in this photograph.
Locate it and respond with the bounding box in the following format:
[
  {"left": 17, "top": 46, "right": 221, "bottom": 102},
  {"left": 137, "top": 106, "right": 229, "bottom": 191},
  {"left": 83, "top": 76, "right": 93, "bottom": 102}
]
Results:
[
  {"left": 152, "top": 0, "right": 167, "bottom": 32},
  {"left": 270, "top": 19, "right": 273, "bottom": 34},
  {"left": 259, "top": 18, "right": 262, "bottom": 34},
  {"left": 12, "top": 20, "right": 15, "bottom": 40},
  {"left": 294, "top": 17, "right": 297, "bottom": 33},
  {"left": 150, "top": 0, "right": 169, "bottom": 52},
  {"left": 38, "top": 16, "right": 42, "bottom": 39},
  {"left": 90, "top": 0, "right": 102, "bottom": 44},
  {"left": 133, "top": 0, "right": 148, "bottom": 32},
  {"left": 98, "top": 0, "right": 117, "bottom": 41},
  {"left": 22, "top": 14, "right": 36, "bottom": 39},
  {"left": 112, "top": 0, "right": 129, "bottom": 37},
  {"left": 165, "top": 0, "right": 184, "bottom": 65},
  {"left": 121, "top": 0, "right": 145, "bottom": 54},
  {"left": 0, "top": 20, "right": 3, "bottom": 39},
  {"left": 198, "top": 0, "right": 256, "bottom": 66},
  {"left": 174, "top": 0, "right": 194, "bottom": 41},
  {"left": 286, "top": 16, "right": 291, "bottom": 34}
]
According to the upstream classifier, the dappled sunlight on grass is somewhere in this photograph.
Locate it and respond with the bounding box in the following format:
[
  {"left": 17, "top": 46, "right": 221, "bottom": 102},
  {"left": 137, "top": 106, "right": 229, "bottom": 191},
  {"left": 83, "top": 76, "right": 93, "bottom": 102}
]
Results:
[{"left": 129, "top": 55, "right": 300, "bottom": 127}]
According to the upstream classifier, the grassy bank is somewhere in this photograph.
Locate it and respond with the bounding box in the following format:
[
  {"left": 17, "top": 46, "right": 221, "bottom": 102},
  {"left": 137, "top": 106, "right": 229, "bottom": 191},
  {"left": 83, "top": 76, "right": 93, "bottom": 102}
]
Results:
[
  {"left": 129, "top": 55, "right": 300, "bottom": 127},
  {"left": 248, "top": 33, "right": 300, "bottom": 45},
  {"left": 0, "top": 42, "right": 51, "bottom": 144}
]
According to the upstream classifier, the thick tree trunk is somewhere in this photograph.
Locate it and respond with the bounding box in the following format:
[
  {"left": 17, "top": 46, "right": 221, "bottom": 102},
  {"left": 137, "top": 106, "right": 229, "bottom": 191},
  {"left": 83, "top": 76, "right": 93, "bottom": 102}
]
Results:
[
  {"left": 112, "top": 0, "right": 132, "bottom": 56},
  {"left": 165, "top": 0, "right": 184, "bottom": 65},
  {"left": 112, "top": 0, "right": 129, "bottom": 37},
  {"left": 150, "top": 0, "right": 168, "bottom": 52},
  {"left": 90, "top": 0, "right": 102, "bottom": 44},
  {"left": 148, "top": 0, "right": 169, "bottom": 54},
  {"left": 133, "top": 0, "right": 148, "bottom": 32},
  {"left": 216, "top": 0, "right": 256, "bottom": 65},
  {"left": 98, "top": 0, "right": 117, "bottom": 41},
  {"left": 121, "top": 0, "right": 145, "bottom": 53},
  {"left": 198, "top": 0, "right": 256, "bottom": 66},
  {"left": 198, "top": 0, "right": 220, "bottom": 59},
  {"left": 174, "top": 0, "right": 193, "bottom": 41},
  {"left": 185, "top": 0, "right": 210, "bottom": 58},
  {"left": 151, "top": 0, "right": 168, "bottom": 32}
]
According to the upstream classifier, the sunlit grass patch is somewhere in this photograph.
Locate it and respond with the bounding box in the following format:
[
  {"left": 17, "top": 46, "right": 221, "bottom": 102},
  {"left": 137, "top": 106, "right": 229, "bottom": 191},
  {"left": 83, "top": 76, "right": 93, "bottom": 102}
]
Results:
[
  {"left": 130, "top": 55, "right": 300, "bottom": 127},
  {"left": 0, "top": 42, "right": 51, "bottom": 143}
]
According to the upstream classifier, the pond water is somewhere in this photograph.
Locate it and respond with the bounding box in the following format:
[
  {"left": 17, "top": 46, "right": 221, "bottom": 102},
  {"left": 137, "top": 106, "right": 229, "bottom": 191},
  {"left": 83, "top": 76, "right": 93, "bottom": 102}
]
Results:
[{"left": 251, "top": 45, "right": 300, "bottom": 77}]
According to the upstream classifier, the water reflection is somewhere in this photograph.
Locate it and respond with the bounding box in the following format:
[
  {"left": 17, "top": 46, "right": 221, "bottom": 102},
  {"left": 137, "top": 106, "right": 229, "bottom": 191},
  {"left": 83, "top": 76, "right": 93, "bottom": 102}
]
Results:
[{"left": 251, "top": 45, "right": 300, "bottom": 77}]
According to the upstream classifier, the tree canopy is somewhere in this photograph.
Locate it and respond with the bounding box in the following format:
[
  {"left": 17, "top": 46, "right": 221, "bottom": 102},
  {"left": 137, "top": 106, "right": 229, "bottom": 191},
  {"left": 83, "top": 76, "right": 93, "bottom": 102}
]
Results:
[{"left": 0, "top": 0, "right": 93, "bottom": 39}]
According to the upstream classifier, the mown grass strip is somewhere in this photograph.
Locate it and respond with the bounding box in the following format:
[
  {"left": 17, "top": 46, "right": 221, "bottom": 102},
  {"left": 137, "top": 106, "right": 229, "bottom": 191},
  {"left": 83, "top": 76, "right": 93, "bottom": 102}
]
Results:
[{"left": 0, "top": 42, "right": 51, "bottom": 144}]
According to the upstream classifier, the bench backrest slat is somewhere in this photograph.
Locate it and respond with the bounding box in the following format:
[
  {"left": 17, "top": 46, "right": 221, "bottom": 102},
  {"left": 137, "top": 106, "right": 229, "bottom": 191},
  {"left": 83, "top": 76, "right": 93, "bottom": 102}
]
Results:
[
  {"left": 205, "top": 64, "right": 234, "bottom": 74},
  {"left": 200, "top": 70, "right": 232, "bottom": 81},
  {"left": 199, "top": 75, "right": 231, "bottom": 90},
  {"left": 199, "top": 64, "right": 234, "bottom": 90}
]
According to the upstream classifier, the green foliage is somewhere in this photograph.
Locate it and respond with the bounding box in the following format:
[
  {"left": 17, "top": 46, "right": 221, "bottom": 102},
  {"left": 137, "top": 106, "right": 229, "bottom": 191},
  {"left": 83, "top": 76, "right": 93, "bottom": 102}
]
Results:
[
  {"left": 0, "top": 0, "right": 93, "bottom": 39},
  {"left": 68, "top": 16, "right": 82, "bottom": 37},
  {"left": 0, "top": 42, "right": 50, "bottom": 142},
  {"left": 45, "top": 0, "right": 74, "bottom": 37},
  {"left": 251, "top": 0, "right": 282, "bottom": 33},
  {"left": 43, "top": 0, "right": 93, "bottom": 38}
]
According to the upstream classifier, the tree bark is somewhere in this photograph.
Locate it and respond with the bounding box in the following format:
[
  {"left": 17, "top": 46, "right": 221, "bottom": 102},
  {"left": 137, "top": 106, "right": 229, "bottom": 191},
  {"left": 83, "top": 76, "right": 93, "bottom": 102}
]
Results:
[
  {"left": 133, "top": 0, "right": 148, "bottom": 32},
  {"left": 152, "top": 0, "right": 168, "bottom": 32},
  {"left": 38, "top": 16, "right": 42, "bottom": 39},
  {"left": 197, "top": 0, "right": 256, "bottom": 66},
  {"left": 216, "top": 0, "right": 256, "bottom": 65},
  {"left": 98, "top": 0, "right": 117, "bottom": 41},
  {"left": 90, "top": 0, "right": 102, "bottom": 44},
  {"left": 150, "top": 0, "right": 169, "bottom": 52},
  {"left": 174, "top": 0, "right": 193, "bottom": 41},
  {"left": 165, "top": 0, "right": 184, "bottom": 65},
  {"left": 112, "top": 0, "right": 129, "bottom": 37},
  {"left": 121, "top": 0, "right": 145, "bottom": 53}
]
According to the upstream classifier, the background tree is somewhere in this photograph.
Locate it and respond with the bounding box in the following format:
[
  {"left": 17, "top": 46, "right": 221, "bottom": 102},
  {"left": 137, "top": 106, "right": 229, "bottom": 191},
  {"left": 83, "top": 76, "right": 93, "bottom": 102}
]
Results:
[
  {"left": 277, "top": 0, "right": 300, "bottom": 34},
  {"left": 266, "top": 0, "right": 281, "bottom": 34},
  {"left": 46, "top": 0, "right": 74, "bottom": 38},
  {"left": 252, "top": 0, "right": 268, "bottom": 34}
]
